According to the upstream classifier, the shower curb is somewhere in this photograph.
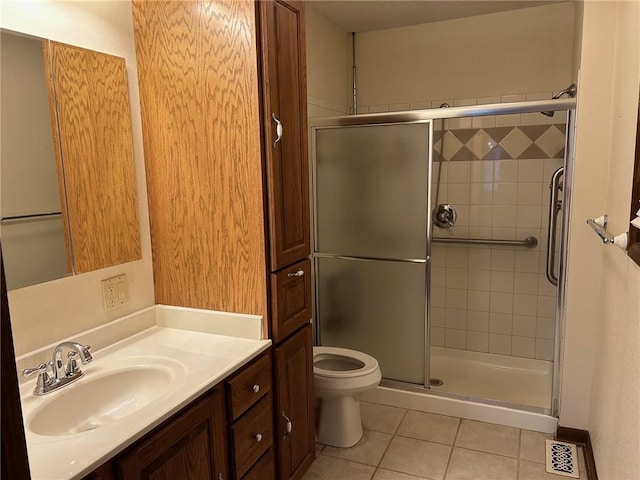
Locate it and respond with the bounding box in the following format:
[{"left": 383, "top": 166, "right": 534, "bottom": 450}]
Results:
[{"left": 556, "top": 426, "right": 598, "bottom": 480}]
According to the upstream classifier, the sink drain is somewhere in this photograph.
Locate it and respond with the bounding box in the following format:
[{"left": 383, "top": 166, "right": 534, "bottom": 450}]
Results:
[{"left": 429, "top": 378, "right": 444, "bottom": 387}]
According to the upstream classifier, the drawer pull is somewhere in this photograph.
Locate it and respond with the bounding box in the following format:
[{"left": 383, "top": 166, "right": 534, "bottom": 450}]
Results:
[
  {"left": 282, "top": 411, "right": 292, "bottom": 436},
  {"left": 255, "top": 433, "right": 263, "bottom": 442},
  {"left": 287, "top": 269, "right": 304, "bottom": 278},
  {"left": 251, "top": 384, "right": 260, "bottom": 394}
]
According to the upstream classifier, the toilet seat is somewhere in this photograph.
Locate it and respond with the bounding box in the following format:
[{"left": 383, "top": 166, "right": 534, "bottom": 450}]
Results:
[{"left": 313, "top": 346, "right": 379, "bottom": 378}]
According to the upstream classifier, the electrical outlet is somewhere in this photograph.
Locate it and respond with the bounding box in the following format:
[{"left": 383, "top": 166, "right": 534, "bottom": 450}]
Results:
[{"left": 101, "top": 274, "right": 129, "bottom": 311}]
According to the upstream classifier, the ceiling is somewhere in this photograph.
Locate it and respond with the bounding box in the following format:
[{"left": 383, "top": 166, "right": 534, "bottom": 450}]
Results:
[{"left": 307, "top": 1, "right": 567, "bottom": 33}]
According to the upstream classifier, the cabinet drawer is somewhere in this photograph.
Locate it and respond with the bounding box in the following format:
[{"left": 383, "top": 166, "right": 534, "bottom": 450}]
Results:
[
  {"left": 270, "top": 258, "right": 311, "bottom": 343},
  {"left": 231, "top": 394, "right": 274, "bottom": 478},
  {"left": 241, "top": 448, "right": 275, "bottom": 480},
  {"left": 227, "top": 352, "right": 272, "bottom": 421}
]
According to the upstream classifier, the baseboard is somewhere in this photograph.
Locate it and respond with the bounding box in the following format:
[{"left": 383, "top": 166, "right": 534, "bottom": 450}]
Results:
[{"left": 556, "top": 426, "right": 598, "bottom": 480}]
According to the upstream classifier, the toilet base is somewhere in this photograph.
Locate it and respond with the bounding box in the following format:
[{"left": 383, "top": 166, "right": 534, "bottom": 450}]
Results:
[{"left": 317, "top": 395, "right": 363, "bottom": 448}]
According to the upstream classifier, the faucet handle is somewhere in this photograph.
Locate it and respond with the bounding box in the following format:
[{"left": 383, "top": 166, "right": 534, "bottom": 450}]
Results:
[
  {"left": 65, "top": 351, "right": 80, "bottom": 376},
  {"left": 22, "top": 362, "right": 49, "bottom": 378},
  {"left": 22, "top": 363, "right": 53, "bottom": 395}
]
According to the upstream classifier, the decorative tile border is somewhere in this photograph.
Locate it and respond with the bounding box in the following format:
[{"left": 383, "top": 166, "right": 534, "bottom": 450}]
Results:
[{"left": 434, "top": 125, "right": 566, "bottom": 161}]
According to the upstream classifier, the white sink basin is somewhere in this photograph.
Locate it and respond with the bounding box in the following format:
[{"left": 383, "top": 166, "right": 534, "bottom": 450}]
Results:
[{"left": 27, "top": 358, "right": 183, "bottom": 436}]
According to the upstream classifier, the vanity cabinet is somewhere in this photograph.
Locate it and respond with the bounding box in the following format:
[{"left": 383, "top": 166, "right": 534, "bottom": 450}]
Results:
[
  {"left": 226, "top": 351, "right": 275, "bottom": 480},
  {"left": 116, "top": 388, "right": 229, "bottom": 480},
  {"left": 84, "top": 351, "right": 275, "bottom": 480}
]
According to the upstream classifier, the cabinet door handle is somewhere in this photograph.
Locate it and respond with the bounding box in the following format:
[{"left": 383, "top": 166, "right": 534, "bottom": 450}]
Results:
[
  {"left": 272, "top": 113, "right": 283, "bottom": 147},
  {"left": 282, "top": 411, "right": 293, "bottom": 436},
  {"left": 287, "top": 269, "right": 304, "bottom": 278},
  {"left": 255, "top": 433, "right": 263, "bottom": 442},
  {"left": 251, "top": 383, "right": 260, "bottom": 394}
]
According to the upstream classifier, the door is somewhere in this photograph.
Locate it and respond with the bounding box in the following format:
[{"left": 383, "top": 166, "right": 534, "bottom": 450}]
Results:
[
  {"left": 314, "top": 122, "right": 432, "bottom": 384},
  {"left": 117, "top": 389, "right": 228, "bottom": 480},
  {"left": 258, "top": 0, "right": 311, "bottom": 271},
  {"left": 273, "top": 324, "right": 314, "bottom": 480}
]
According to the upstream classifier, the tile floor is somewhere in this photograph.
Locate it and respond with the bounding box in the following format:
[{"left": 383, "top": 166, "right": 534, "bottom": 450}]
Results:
[{"left": 303, "top": 402, "right": 586, "bottom": 480}]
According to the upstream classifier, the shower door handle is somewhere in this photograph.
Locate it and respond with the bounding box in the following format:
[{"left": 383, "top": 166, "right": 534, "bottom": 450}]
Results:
[
  {"left": 546, "top": 167, "right": 564, "bottom": 286},
  {"left": 272, "top": 113, "right": 283, "bottom": 147}
]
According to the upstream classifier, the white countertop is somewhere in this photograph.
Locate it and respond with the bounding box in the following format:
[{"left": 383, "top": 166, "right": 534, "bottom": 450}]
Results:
[{"left": 19, "top": 307, "right": 270, "bottom": 480}]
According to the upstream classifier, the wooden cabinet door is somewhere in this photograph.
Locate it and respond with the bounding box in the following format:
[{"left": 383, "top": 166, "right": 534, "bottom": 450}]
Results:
[
  {"left": 117, "top": 389, "right": 228, "bottom": 480},
  {"left": 273, "top": 324, "right": 315, "bottom": 480},
  {"left": 258, "top": 0, "right": 310, "bottom": 271},
  {"left": 270, "top": 259, "right": 312, "bottom": 344}
]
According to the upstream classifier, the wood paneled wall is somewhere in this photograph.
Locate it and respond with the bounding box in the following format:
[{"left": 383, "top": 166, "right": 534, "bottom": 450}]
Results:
[
  {"left": 45, "top": 41, "right": 141, "bottom": 274},
  {"left": 132, "top": 1, "right": 268, "bottom": 318}
]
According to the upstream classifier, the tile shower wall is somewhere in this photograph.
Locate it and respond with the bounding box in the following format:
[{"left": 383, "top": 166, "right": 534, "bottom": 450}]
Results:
[{"left": 426, "top": 101, "right": 564, "bottom": 361}]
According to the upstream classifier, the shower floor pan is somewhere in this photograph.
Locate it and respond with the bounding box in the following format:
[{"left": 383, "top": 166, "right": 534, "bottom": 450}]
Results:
[{"left": 428, "top": 346, "right": 552, "bottom": 410}]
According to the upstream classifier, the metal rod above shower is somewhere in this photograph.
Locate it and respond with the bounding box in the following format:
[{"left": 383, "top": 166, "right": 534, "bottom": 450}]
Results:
[
  {"left": 433, "top": 236, "right": 538, "bottom": 248},
  {"left": 310, "top": 98, "right": 576, "bottom": 127}
]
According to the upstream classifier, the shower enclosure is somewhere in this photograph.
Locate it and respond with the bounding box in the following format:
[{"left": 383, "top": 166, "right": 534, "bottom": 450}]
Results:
[{"left": 311, "top": 99, "right": 576, "bottom": 416}]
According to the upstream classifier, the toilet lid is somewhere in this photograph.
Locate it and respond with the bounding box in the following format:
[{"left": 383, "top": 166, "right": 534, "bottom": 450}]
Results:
[{"left": 313, "top": 346, "right": 379, "bottom": 378}]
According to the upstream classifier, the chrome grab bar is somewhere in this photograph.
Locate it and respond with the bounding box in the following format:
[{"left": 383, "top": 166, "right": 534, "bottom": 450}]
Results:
[
  {"left": 432, "top": 236, "right": 537, "bottom": 248},
  {"left": 546, "top": 166, "right": 564, "bottom": 286}
]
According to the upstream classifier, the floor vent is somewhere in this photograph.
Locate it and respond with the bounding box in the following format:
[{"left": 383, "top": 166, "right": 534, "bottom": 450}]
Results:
[{"left": 546, "top": 439, "right": 580, "bottom": 478}]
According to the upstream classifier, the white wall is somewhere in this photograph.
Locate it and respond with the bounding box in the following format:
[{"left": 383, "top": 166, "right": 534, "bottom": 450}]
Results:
[
  {"left": 1, "top": 0, "right": 154, "bottom": 355},
  {"left": 306, "top": 6, "right": 352, "bottom": 117},
  {"left": 561, "top": 1, "right": 640, "bottom": 478},
  {"left": 355, "top": 2, "right": 576, "bottom": 109}
]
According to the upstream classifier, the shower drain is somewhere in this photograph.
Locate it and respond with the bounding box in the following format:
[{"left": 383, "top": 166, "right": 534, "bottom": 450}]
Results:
[{"left": 429, "top": 378, "right": 444, "bottom": 387}]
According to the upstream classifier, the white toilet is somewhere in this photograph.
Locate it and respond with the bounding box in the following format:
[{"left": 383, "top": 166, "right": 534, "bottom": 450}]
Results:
[{"left": 313, "top": 346, "right": 382, "bottom": 448}]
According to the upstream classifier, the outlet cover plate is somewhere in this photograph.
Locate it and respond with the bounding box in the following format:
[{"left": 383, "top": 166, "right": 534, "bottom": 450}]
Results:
[{"left": 101, "top": 274, "right": 129, "bottom": 311}]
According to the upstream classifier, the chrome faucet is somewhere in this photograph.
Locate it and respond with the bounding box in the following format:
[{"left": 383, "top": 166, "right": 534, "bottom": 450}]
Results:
[{"left": 23, "top": 342, "right": 92, "bottom": 395}]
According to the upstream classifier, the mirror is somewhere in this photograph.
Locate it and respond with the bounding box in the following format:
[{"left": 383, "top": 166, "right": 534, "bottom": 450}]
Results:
[{"left": 0, "top": 31, "right": 141, "bottom": 290}]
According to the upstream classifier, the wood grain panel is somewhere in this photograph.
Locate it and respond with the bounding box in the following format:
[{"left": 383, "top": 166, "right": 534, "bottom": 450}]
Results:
[
  {"left": 230, "top": 394, "right": 274, "bottom": 478},
  {"left": 117, "top": 389, "right": 228, "bottom": 480},
  {"left": 242, "top": 448, "right": 276, "bottom": 480},
  {"left": 270, "top": 259, "right": 311, "bottom": 343},
  {"left": 132, "top": 0, "right": 267, "bottom": 318},
  {"left": 48, "top": 41, "right": 141, "bottom": 273},
  {"left": 227, "top": 351, "right": 272, "bottom": 421},
  {"left": 43, "top": 40, "right": 73, "bottom": 275},
  {"left": 274, "top": 324, "right": 315, "bottom": 480},
  {"left": 258, "top": 0, "right": 310, "bottom": 271}
]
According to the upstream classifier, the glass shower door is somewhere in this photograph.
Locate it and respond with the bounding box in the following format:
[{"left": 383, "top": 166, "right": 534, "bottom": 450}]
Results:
[{"left": 314, "top": 122, "right": 432, "bottom": 385}]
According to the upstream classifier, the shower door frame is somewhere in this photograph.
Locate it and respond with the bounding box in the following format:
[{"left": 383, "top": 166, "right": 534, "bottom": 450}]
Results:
[
  {"left": 311, "top": 119, "right": 434, "bottom": 387},
  {"left": 310, "top": 97, "right": 577, "bottom": 417}
]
